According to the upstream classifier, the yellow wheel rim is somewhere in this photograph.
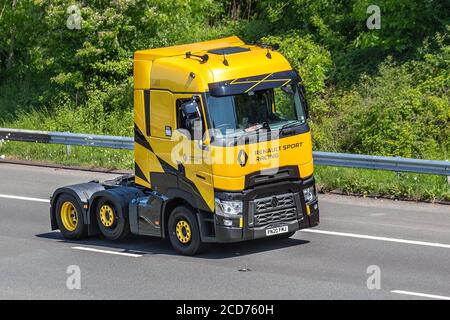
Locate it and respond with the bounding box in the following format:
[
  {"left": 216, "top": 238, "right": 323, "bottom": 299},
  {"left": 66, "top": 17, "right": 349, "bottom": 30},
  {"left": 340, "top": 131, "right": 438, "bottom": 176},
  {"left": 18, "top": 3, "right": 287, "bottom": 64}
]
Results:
[
  {"left": 99, "top": 204, "right": 115, "bottom": 228},
  {"left": 61, "top": 201, "right": 78, "bottom": 232},
  {"left": 175, "top": 220, "right": 192, "bottom": 244}
]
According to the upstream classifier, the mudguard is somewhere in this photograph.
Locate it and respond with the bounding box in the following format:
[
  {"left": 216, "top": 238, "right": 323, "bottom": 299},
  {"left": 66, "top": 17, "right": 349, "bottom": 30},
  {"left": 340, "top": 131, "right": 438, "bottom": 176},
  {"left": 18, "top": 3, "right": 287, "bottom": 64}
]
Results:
[
  {"left": 129, "top": 191, "right": 167, "bottom": 237},
  {"left": 50, "top": 182, "right": 105, "bottom": 231},
  {"left": 88, "top": 187, "right": 144, "bottom": 235}
]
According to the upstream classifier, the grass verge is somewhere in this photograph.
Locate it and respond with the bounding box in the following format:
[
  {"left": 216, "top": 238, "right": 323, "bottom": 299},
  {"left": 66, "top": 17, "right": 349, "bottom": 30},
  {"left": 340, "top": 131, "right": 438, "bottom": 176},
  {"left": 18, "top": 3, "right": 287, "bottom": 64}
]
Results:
[
  {"left": 315, "top": 166, "right": 450, "bottom": 203},
  {"left": 0, "top": 141, "right": 133, "bottom": 170}
]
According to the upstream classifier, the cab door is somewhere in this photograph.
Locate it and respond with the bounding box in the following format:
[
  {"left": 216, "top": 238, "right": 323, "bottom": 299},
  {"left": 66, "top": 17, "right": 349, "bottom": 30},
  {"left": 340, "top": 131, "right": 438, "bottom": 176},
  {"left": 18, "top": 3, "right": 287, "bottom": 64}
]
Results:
[{"left": 172, "top": 94, "right": 214, "bottom": 212}]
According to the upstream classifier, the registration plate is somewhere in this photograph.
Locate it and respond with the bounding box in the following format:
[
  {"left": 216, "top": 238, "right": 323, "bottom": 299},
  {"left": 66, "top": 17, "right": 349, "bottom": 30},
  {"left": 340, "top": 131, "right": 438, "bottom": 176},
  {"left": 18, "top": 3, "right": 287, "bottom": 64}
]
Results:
[{"left": 265, "top": 226, "right": 288, "bottom": 236}]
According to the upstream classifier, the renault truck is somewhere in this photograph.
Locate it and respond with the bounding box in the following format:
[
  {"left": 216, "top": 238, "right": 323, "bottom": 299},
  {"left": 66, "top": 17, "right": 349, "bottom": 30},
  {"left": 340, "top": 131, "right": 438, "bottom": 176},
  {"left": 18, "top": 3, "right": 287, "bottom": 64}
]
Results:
[{"left": 50, "top": 36, "right": 319, "bottom": 255}]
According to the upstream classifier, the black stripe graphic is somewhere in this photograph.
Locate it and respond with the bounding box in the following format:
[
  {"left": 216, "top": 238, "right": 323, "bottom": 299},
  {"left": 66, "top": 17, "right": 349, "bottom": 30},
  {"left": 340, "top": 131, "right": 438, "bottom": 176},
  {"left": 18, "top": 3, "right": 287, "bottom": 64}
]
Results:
[
  {"left": 134, "top": 162, "right": 149, "bottom": 184},
  {"left": 134, "top": 123, "right": 153, "bottom": 152},
  {"left": 134, "top": 122, "right": 179, "bottom": 176},
  {"left": 144, "top": 89, "right": 151, "bottom": 136},
  {"left": 158, "top": 157, "right": 178, "bottom": 175},
  {"left": 134, "top": 123, "right": 177, "bottom": 174}
]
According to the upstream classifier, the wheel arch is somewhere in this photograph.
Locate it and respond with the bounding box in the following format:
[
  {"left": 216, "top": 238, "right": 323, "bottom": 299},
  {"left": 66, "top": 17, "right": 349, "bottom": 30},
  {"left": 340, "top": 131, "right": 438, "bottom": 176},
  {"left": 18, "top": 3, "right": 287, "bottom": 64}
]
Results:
[
  {"left": 50, "top": 182, "right": 105, "bottom": 231},
  {"left": 88, "top": 187, "right": 144, "bottom": 234},
  {"left": 161, "top": 197, "right": 197, "bottom": 239}
]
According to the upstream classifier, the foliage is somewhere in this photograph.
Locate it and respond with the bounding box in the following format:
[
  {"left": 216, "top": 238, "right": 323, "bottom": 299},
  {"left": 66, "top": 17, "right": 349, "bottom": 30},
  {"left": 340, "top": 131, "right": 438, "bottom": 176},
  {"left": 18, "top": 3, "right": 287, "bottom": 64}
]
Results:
[
  {"left": 0, "top": 0, "right": 449, "bottom": 200},
  {"left": 316, "top": 36, "right": 450, "bottom": 159}
]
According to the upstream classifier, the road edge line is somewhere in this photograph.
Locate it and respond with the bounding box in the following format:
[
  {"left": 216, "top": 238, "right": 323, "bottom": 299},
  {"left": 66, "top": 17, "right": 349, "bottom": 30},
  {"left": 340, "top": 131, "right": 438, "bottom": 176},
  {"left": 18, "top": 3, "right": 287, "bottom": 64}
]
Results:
[
  {"left": 301, "top": 229, "right": 450, "bottom": 249},
  {"left": 391, "top": 290, "right": 450, "bottom": 300}
]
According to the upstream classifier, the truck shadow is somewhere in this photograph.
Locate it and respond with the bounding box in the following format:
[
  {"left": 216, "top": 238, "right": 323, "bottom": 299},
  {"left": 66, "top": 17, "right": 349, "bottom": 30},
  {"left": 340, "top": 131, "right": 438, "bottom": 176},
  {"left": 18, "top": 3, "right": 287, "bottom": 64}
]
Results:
[{"left": 36, "top": 232, "right": 310, "bottom": 259}]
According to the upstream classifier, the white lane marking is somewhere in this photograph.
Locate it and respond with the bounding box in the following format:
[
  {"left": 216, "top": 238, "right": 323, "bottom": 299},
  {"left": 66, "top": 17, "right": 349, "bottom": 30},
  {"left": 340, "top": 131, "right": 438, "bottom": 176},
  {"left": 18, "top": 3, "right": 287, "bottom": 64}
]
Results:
[
  {"left": 391, "top": 290, "right": 450, "bottom": 300},
  {"left": 369, "top": 213, "right": 386, "bottom": 217},
  {"left": 301, "top": 229, "right": 450, "bottom": 249},
  {"left": 0, "top": 193, "right": 49, "bottom": 203},
  {"left": 71, "top": 246, "right": 142, "bottom": 258}
]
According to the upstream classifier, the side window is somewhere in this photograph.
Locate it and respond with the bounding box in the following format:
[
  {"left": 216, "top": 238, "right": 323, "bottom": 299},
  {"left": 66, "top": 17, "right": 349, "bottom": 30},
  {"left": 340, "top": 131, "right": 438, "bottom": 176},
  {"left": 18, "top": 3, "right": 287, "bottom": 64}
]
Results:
[
  {"left": 176, "top": 96, "right": 205, "bottom": 140},
  {"left": 273, "top": 85, "right": 297, "bottom": 120}
]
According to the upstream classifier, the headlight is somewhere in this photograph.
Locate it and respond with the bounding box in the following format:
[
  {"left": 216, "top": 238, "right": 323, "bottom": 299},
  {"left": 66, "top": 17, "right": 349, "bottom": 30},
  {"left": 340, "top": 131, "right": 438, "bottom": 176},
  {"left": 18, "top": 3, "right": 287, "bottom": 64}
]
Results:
[
  {"left": 303, "top": 186, "right": 316, "bottom": 203},
  {"left": 214, "top": 198, "right": 243, "bottom": 217}
]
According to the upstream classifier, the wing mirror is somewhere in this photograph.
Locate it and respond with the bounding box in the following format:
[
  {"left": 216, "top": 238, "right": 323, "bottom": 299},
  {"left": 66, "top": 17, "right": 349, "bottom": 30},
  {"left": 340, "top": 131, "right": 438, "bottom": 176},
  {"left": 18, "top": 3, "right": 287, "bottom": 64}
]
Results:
[
  {"left": 180, "top": 98, "right": 204, "bottom": 139},
  {"left": 181, "top": 99, "right": 201, "bottom": 132},
  {"left": 181, "top": 99, "right": 200, "bottom": 118}
]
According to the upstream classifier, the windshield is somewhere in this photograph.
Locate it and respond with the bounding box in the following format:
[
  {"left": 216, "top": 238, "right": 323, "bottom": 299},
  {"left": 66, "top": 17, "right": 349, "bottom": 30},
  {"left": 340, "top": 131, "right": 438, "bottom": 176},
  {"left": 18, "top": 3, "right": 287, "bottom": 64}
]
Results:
[{"left": 206, "top": 84, "right": 306, "bottom": 137}]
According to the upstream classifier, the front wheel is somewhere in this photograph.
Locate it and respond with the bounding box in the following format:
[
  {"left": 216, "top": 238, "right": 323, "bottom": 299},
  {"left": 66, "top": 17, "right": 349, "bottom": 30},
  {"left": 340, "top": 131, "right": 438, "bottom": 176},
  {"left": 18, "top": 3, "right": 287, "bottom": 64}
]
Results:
[{"left": 168, "top": 206, "right": 205, "bottom": 255}]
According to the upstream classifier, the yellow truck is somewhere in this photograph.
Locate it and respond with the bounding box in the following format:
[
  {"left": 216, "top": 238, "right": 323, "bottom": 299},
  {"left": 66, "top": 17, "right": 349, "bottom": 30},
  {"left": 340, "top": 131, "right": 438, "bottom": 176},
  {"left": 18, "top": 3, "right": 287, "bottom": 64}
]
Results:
[{"left": 50, "top": 36, "right": 319, "bottom": 255}]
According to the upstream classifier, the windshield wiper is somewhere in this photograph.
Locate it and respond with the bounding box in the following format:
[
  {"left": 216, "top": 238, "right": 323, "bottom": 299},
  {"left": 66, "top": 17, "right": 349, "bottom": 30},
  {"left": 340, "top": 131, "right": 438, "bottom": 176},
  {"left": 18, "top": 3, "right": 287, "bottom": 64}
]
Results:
[
  {"left": 244, "top": 121, "right": 271, "bottom": 133},
  {"left": 279, "top": 121, "right": 300, "bottom": 136}
]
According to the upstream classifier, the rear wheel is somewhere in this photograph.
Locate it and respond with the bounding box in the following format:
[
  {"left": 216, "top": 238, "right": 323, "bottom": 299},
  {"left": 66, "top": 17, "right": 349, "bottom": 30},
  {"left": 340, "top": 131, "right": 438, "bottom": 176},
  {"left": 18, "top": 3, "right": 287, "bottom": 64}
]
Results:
[
  {"left": 168, "top": 206, "right": 205, "bottom": 255},
  {"left": 55, "top": 194, "right": 87, "bottom": 239},
  {"left": 95, "top": 198, "right": 130, "bottom": 240}
]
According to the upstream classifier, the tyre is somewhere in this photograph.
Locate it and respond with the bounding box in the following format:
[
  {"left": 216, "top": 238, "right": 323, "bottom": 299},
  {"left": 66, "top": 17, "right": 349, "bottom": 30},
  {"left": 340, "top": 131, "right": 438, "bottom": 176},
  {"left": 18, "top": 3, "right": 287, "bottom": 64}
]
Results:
[
  {"left": 55, "top": 193, "right": 87, "bottom": 239},
  {"left": 168, "top": 206, "right": 205, "bottom": 255},
  {"left": 95, "top": 198, "right": 130, "bottom": 240}
]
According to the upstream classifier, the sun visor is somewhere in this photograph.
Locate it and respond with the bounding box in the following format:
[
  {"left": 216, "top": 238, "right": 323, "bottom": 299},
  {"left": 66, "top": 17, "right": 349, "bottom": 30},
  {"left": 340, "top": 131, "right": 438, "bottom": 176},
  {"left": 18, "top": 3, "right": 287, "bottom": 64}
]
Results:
[{"left": 208, "top": 70, "right": 300, "bottom": 97}]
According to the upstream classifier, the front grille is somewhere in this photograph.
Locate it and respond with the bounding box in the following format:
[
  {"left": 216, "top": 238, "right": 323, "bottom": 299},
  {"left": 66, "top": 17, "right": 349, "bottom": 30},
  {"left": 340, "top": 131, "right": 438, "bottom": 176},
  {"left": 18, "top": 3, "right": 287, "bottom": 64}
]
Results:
[
  {"left": 254, "top": 193, "right": 295, "bottom": 213},
  {"left": 252, "top": 193, "right": 297, "bottom": 227},
  {"left": 254, "top": 207, "right": 297, "bottom": 227}
]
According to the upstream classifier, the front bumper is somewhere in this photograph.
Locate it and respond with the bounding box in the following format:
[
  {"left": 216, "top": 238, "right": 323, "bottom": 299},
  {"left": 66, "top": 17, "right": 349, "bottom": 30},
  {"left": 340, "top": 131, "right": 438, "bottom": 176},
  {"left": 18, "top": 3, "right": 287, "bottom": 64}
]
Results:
[{"left": 205, "top": 177, "right": 320, "bottom": 243}]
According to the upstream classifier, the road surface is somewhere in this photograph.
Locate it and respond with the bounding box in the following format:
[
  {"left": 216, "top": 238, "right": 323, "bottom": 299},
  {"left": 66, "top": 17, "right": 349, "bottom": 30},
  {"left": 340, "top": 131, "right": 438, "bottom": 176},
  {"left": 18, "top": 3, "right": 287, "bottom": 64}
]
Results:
[{"left": 0, "top": 163, "right": 449, "bottom": 299}]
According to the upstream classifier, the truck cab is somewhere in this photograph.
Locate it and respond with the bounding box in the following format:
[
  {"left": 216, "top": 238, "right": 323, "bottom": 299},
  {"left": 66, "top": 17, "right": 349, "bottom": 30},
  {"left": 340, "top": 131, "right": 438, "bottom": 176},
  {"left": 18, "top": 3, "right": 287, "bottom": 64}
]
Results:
[{"left": 50, "top": 36, "right": 319, "bottom": 255}]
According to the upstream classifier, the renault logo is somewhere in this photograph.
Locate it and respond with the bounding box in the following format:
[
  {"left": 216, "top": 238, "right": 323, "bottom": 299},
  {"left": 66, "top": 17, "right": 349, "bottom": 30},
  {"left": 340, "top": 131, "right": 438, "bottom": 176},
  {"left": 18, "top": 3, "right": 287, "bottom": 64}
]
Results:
[
  {"left": 271, "top": 196, "right": 278, "bottom": 207},
  {"left": 237, "top": 149, "right": 248, "bottom": 167}
]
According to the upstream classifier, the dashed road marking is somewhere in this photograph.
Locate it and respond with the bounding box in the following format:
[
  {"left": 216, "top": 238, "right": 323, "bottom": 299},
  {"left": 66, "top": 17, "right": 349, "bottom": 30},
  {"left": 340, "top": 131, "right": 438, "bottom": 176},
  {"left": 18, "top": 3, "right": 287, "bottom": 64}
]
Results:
[
  {"left": 71, "top": 246, "right": 143, "bottom": 257},
  {"left": 0, "top": 193, "right": 49, "bottom": 203}
]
